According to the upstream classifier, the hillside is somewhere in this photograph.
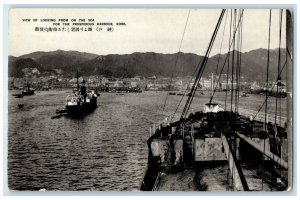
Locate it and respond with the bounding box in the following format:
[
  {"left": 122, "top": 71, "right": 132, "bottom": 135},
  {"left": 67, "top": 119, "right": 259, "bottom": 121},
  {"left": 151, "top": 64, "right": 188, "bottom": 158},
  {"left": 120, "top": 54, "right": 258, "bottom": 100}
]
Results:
[{"left": 8, "top": 48, "right": 287, "bottom": 81}]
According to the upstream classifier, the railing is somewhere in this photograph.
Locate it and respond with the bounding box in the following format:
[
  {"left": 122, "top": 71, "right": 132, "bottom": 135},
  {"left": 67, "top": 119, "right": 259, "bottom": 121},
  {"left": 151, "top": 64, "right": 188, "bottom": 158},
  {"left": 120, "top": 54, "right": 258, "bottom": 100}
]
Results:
[
  {"left": 149, "top": 101, "right": 288, "bottom": 138},
  {"left": 237, "top": 107, "right": 287, "bottom": 126},
  {"left": 211, "top": 100, "right": 288, "bottom": 126},
  {"left": 65, "top": 94, "right": 83, "bottom": 102},
  {"left": 152, "top": 172, "right": 162, "bottom": 191}
]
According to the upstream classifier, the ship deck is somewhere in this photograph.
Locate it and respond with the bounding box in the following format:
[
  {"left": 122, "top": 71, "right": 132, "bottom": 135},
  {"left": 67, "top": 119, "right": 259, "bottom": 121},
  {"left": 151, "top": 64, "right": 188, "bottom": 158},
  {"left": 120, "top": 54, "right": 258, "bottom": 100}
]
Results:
[
  {"left": 154, "top": 170, "right": 197, "bottom": 191},
  {"left": 154, "top": 163, "right": 278, "bottom": 191},
  {"left": 141, "top": 111, "right": 288, "bottom": 191},
  {"left": 154, "top": 164, "right": 231, "bottom": 191}
]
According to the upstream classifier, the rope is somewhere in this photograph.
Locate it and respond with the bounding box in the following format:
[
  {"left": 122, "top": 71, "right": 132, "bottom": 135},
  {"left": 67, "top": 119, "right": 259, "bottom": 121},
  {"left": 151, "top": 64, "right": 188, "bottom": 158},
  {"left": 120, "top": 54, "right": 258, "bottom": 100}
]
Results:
[
  {"left": 275, "top": 9, "right": 283, "bottom": 127},
  {"left": 235, "top": 10, "right": 240, "bottom": 114},
  {"left": 237, "top": 12, "right": 243, "bottom": 113},
  {"left": 183, "top": 10, "right": 225, "bottom": 117},
  {"left": 170, "top": 73, "right": 195, "bottom": 122},
  {"left": 215, "top": 11, "right": 229, "bottom": 75},
  {"left": 230, "top": 10, "right": 236, "bottom": 113},
  {"left": 210, "top": 10, "right": 245, "bottom": 100},
  {"left": 286, "top": 46, "right": 293, "bottom": 61},
  {"left": 265, "top": 10, "right": 272, "bottom": 131},
  {"left": 170, "top": 10, "right": 229, "bottom": 122},
  {"left": 235, "top": 10, "right": 243, "bottom": 114},
  {"left": 225, "top": 10, "right": 233, "bottom": 111},
  {"left": 181, "top": 9, "right": 226, "bottom": 119},
  {"left": 262, "top": 9, "right": 272, "bottom": 191},
  {"left": 253, "top": 60, "right": 287, "bottom": 121},
  {"left": 161, "top": 9, "right": 191, "bottom": 115}
]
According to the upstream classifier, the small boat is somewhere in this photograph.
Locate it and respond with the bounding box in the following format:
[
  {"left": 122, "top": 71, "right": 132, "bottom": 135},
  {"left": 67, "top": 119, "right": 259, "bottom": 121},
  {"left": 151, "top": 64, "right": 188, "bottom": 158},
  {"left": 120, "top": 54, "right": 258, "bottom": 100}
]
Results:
[
  {"left": 168, "top": 92, "right": 176, "bottom": 95},
  {"left": 17, "top": 103, "right": 24, "bottom": 108},
  {"left": 241, "top": 92, "right": 248, "bottom": 97},
  {"left": 51, "top": 114, "right": 64, "bottom": 119},
  {"left": 56, "top": 109, "right": 67, "bottom": 114},
  {"left": 13, "top": 94, "right": 23, "bottom": 98},
  {"left": 22, "top": 87, "right": 35, "bottom": 95}
]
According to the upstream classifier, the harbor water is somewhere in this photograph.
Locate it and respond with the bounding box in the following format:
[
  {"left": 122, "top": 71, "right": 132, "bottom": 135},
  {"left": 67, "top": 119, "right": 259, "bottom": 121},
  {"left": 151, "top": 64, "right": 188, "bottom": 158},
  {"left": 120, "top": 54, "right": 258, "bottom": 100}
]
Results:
[{"left": 7, "top": 90, "right": 287, "bottom": 191}]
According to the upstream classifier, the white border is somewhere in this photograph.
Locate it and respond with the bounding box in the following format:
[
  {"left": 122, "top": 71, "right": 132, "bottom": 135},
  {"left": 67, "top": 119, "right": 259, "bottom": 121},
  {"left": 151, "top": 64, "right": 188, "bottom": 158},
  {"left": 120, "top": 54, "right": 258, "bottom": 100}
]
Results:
[{"left": 1, "top": 0, "right": 299, "bottom": 200}]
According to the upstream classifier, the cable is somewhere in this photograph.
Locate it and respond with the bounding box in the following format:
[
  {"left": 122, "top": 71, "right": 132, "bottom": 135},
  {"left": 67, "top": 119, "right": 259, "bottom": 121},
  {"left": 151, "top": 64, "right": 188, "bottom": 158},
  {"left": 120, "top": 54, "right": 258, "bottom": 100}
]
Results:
[
  {"left": 161, "top": 9, "right": 191, "bottom": 116},
  {"left": 170, "top": 10, "right": 229, "bottom": 122},
  {"left": 265, "top": 10, "right": 272, "bottom": 131},
  {"left": 183, "top": 10, "right": 225, "bottom": 118},
  {"left": 210, "top": 10, "right": 245, "bottom": 100},
  {"left": 230, "top": 10, "right": 236, "bottom": 113},
  {"left": 237, "top": 11, "right": 243, "bottom": 113},
  {"left": 262, "top": 9, "right": 272, "bottom": 191},
  {"left": 181, "top": 9, "right": 226, "bottom": 119},
  {"left": 215, "top": 11, "right": 229, "bottom": 75},
  {"left": 275, "top": 9, "right": 283, "bottom": 127},
  {"left": 235, "top": 10, "right": 243, "bottom": 114},
  {"left": 253, "top": 60, "right": 287, "bottom": 121},
  {"left": 225, "top": 10, "right": 233, "bottom": 111}
]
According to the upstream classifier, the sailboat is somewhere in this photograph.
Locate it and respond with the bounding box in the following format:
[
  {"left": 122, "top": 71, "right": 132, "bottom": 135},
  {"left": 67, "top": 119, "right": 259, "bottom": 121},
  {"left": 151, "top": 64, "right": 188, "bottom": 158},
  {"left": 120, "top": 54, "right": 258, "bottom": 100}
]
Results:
[{"left": 140, "top": 9, "right": 291, "bottom": 191}]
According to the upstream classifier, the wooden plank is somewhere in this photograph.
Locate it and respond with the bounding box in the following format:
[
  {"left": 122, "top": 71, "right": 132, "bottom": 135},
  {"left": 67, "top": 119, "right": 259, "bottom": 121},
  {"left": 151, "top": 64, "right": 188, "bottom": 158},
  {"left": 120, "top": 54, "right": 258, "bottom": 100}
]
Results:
[
  {"left": 221, "top": 135, "right": 249, "bottom": 191},
  {"left": 236, "top": 132, "right": 288, "bottom": 169}
]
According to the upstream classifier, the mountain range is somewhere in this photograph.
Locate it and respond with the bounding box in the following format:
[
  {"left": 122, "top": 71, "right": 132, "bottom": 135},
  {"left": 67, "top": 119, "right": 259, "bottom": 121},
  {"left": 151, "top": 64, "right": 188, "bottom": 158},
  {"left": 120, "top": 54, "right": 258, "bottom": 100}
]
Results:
[{"left": 8, "top": 48, "right": 287, "bottom": 82}]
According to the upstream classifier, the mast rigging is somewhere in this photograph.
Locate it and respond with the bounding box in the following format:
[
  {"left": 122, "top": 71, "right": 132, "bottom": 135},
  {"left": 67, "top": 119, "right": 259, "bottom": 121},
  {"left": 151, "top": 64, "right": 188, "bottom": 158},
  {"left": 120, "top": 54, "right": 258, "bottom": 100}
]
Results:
[{"left": 181, "top": 9, "right": 226, "bottom": 119}]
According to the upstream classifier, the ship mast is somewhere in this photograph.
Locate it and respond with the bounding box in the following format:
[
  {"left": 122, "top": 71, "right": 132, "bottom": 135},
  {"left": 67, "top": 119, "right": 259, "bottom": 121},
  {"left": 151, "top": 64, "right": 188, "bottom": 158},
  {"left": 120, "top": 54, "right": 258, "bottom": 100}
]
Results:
[
  {"left": 211, "top": 73, "right": 214, "bottom": 97},
  {"left": 76, "top": 70, "right": 79, "bottom": 90}
]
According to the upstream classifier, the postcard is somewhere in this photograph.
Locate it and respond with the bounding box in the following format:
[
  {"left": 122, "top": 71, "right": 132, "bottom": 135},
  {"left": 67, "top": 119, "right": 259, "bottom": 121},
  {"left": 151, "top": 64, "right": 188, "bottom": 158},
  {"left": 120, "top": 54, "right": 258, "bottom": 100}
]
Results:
[{"left": 7, "top": 8, "right": 293, "bottom": 192}]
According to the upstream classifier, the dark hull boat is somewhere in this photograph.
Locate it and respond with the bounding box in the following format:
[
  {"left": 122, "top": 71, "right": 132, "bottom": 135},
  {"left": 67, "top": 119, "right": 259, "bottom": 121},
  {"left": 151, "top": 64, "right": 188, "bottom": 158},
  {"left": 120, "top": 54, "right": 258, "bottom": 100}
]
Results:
[
  {"left": 140, "top": 9, "right": 291, "bottom": 191},
  {"left": 13, "top": 94, "right": 23, "bottom": 98},
  {"left": 65, "top": 91, "right": 97, "bottom": 116},
  {"left": 65, "top": 73, "right": 98, "bottom": 117},
  {"left": 22, "top": 88, "right": 35, "bottom": 95}
]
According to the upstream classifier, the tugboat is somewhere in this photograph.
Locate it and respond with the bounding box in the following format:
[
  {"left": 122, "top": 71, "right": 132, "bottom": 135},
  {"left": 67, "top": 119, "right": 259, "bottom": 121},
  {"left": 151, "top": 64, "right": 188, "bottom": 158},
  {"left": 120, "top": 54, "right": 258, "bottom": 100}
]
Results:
[
  {"left": 140, "top": 9, "right": 290, "bottom": 191},
  {"left": 65, "top": 72, "right": 98, "bottom": 116}
]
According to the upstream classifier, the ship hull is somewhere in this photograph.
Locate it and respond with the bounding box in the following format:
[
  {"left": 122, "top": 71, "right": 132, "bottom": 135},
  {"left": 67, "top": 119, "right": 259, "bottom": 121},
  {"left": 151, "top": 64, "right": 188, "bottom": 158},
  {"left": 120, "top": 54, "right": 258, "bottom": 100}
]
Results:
[
  {"left": 22, "top": 90, "right": 35, "bottom": 95},
  {"left": 66, "top": 97, "right": 97, "bottom": 117}
]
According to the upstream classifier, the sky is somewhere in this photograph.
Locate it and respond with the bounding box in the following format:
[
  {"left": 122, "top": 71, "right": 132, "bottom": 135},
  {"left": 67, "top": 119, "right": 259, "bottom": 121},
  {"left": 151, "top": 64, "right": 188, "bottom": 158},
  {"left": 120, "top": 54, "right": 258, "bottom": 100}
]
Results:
[{"left": 8, "top": 8, "right": 287, "bottom": 57}]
